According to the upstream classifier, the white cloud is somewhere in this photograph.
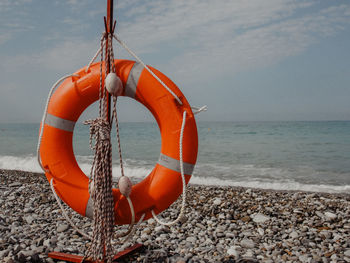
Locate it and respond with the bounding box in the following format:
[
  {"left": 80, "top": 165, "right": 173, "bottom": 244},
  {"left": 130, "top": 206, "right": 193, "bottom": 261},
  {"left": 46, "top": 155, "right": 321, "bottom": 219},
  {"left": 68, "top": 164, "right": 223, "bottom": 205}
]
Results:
[
  {"left": 1, "top": 1, "right": 349, "bottom": 122},
  {"left": 114, "top": 0, "right": 350, "bottom": 84}
]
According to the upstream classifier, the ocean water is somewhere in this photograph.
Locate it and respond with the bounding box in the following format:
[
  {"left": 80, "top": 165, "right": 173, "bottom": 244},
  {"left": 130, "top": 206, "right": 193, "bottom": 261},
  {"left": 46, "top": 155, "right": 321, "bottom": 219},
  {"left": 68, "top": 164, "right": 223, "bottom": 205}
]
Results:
[{"left": 0, "top": 121, "right": 349, "bottom": 193}]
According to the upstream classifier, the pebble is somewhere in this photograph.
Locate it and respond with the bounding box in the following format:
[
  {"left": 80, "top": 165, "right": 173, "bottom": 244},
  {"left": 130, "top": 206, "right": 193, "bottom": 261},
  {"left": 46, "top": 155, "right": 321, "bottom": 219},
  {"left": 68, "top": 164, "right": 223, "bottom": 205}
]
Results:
[
  {"left": 289, "top": 231, "right": 299, "bottom": 239},
  {"left": 226, "top": 246, "right": 239, "bottom": 257},
  {"left": 316, "top": 211, "right": 324, "bottom": 218},
  {"left": 257, "top": 227, "right": 264, "bottom": 235},
  {"left": 240, "top": 238, "right": 255, "bottom": 249},
  {"left": 1, "top": 169, "right": 349, "bottom": 263},
  {"left": 324, "top": 211, "right": 337, "bottom": 220},
  {"left": 25, "top": 215, "right": 34, "bottom": 224},
  {"left": 252, "top": 213, "right": 270, "bottom": 223},
  {"left": 344, "top": 249, "right": 350, "bottom": 257},
  {"left": 186, "top": 236, "right": 196, "bottom": 243},
  {"left": 213, "top": 198, "right": 221, "bottom": 206},
  {"left": 56, "top": 224, "right": 69, "bottom": 233}
]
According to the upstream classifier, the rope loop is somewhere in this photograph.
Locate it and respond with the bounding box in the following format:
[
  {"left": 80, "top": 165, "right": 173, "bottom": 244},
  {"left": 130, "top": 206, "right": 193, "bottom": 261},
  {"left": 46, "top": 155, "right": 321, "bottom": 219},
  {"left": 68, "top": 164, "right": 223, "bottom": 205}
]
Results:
[
  {"left": 37, "top": 74, "right": 80, "bottom": 172},
  {"left": 113, "top": 33, "right": 183, "bottom": 105},
  {"left": 151, "top": 110, "right": 188, "bottom": 226}
]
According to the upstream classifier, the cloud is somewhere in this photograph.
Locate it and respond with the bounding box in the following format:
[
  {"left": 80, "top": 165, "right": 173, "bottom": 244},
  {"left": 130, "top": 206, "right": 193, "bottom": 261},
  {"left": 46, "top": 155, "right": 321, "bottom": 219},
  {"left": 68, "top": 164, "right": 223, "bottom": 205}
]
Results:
[
  {"left": 114, "top": 0, "right": 350, "bottom": 84},
  {"left": 1, "top": 1, "right": 349, "bottom": 122},
  {"left": 0, "top": 0, "right": 34, "bottom": 45}
]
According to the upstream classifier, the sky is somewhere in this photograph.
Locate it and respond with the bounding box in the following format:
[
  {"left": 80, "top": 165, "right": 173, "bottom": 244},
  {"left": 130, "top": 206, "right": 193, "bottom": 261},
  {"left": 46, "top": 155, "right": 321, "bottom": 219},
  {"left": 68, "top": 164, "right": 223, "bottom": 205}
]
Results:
[{"left": 0, "top": 0, "right": 349, "bottom": 123}]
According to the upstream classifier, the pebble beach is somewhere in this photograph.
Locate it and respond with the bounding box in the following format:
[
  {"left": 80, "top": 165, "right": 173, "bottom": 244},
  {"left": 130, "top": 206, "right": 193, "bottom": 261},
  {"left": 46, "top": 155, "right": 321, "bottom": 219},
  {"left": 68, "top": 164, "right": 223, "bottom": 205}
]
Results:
[{"left": 1, "top": 169, "right": 350, "bottom": 263}]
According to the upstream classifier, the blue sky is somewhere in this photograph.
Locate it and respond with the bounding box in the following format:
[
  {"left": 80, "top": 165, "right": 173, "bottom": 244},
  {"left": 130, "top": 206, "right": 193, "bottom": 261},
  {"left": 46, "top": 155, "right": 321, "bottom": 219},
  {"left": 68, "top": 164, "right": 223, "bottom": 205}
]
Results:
[{"left": 0, "top": 0, "right": 349, "bottom": 122}]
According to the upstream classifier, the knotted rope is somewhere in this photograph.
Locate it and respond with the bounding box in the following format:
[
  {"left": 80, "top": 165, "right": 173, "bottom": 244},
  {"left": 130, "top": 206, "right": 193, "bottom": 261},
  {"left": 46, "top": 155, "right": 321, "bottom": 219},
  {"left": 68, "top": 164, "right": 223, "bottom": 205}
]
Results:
[
  {"left": 84, "top": 118, "right": 114, "bottom": 262},
  {"left": 83, "top": 33, "right": 116, "bottom": 263}
]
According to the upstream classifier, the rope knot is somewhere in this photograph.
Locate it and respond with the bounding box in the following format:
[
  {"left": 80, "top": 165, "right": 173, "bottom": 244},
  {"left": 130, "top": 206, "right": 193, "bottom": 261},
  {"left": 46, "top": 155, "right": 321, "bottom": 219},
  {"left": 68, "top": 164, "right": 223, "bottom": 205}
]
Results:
[{"left": 84, "top": 117, "right": 111, "bottom": 144}]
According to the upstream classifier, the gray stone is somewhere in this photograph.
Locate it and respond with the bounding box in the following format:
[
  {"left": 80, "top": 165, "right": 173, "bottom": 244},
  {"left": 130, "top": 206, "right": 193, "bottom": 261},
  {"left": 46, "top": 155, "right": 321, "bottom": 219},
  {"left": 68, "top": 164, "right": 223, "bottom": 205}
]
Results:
[
  {"left": 19, "top": 250, "right": 35, "bottom": 258},
  {"left": 213, "top": 198, "right": 221, "bottom": 206},
  {"left": 289, "top": 231, "right": 298, "bottom": 239},
  {"left": 252, "top": 213, "right": 270, "bottom": 223},
  {"left": 225, "top": 232, "right": 235, "bottom": 238},
  {"left": 227, "top": 246, "right": 239, "bottom": 257},
  {"left": 298, "top": 254, "right": 309, "bottom": 262},
  {"left": 186, "top": 236, "right": 197, "bottom": 243},
  {"left": 344, "top": 249, "right": 350, "bottom": 257},
  {"left": 154, "top": 226, "right": 164, "bottom": 233},
  {"left": 43, "top": 239, "right": 50, "bottom": 247},
  {"left": 316, "top": 211, "right": 324, "bottom": 218},
  {"left": 324, "top": 211, "right": 337, "bottom": 220},
  {"left": 23, "top": 208, "right": 33, "bottom": 213},
  {"left": 240, "top": 238, "right": 255, "bottom": 249},
  {"left": 333, "top": 233, "right": 342, "bottom": 241},
  {"left": 257, "top": 228, "right": 264, "bottom": 235},
  {"left": 147, "top": 218, "right": 156, "bottom": 225},
  {"left": 0, "top": 249, "right": 9, "bottom": 258},
  {"left": 24, "top": 216, "right": 34, "bottom": 224},
  {"left": 143, "top": 227, "right": 151, "bottom": 234},
  {"left": 57, "top": 224, "right": 69, "bottom": 233}
]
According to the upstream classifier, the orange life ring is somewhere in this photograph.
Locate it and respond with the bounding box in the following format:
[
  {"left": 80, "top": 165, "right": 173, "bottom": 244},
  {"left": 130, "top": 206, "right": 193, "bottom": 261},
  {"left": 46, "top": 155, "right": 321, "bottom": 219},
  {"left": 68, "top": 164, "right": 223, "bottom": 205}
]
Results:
[{"left": 40, "top": 59, "right": 198, "bottom": 225}]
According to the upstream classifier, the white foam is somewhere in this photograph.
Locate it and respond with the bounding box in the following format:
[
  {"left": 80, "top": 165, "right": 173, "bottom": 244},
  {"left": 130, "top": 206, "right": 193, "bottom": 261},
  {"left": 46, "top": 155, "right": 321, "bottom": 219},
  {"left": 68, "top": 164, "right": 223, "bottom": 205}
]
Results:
[
  {"left": 190, "top": 175, "right": 350, "bottom": 194},
  {"left": 0, "top": 155, "right": 42, "bottom": 173},
  {"left": 0, "top": 155, "right": 349, "bottom": 194}
]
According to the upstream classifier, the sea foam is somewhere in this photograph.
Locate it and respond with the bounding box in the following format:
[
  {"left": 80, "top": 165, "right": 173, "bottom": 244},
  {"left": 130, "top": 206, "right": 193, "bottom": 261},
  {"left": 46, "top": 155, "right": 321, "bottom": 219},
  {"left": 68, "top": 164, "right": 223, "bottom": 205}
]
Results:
[{"left": 0, "top": 155, "right": 349, "bottom": 194}]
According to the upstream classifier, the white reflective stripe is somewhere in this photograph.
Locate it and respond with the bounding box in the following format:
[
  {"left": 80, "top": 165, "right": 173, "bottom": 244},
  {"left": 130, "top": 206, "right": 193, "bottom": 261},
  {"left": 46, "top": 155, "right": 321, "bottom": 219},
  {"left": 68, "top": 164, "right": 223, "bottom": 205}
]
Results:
[
  {"left": 85, "top": 197, "right": 93, "bottom": 219},
  {"left": 125, "top": 62, "right": 144, "bottom": 98},
  {"left": 45, "top": 113, "right": 76, "bottom": 132},
  {"left": 158, "top": 153, "right": 195, "bottom": 175}
]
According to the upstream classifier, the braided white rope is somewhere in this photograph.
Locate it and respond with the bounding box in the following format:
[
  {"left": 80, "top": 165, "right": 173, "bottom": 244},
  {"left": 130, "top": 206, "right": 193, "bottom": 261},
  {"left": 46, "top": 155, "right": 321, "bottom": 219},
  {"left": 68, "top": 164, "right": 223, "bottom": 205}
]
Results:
[
  {"left": 85, "top": 35, "right": 106, "bottom": 73},
  {"left": 113, "top": 197, "right": 136, "bottom": 240},
  {"left": 122, "top": 213, "right": 145, "bottom": 244},
  {"left": 50, "top": 179, "right": 92, "bottom": 239},
  {"left": 36, "top": 74, "right": 79, "bottom": 171},
  {"left": 85, "top": 43, "right": 104, "bottom": 73},
  {"left": 113, "top": 34, "right": 182, "bottom": 105},
  {"left": 151, "top": 111, "right": 188, "bottom": 226}
]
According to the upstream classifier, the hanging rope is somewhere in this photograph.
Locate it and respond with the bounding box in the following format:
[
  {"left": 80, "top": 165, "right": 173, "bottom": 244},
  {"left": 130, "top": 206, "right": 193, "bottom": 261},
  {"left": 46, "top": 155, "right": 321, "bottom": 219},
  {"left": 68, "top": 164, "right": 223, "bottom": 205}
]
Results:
[
  {"left": 37, "top": 74, "right": 79, "bottom": 172},
  {"left": 50, "top": 179, "right": 92, "bottom": 239},
  {"left": 151, "top": 111, "right": 188, "bottom": 226},
  {"left": 113, "top": 34, "right": 183, "bottom": 105},
  {"left": 83, "top": 117, "right": 114, "bottom": 262},
  {"left": 83, "top": 34, "right": 115, "bottom": 263}
]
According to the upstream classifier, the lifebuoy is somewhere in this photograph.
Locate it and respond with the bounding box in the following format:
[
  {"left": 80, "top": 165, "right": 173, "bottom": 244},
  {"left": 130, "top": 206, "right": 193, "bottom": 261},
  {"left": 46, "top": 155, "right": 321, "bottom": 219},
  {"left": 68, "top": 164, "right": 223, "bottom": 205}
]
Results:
[{"left": 40, "top": 59, "right": 198, "bottom": 225}]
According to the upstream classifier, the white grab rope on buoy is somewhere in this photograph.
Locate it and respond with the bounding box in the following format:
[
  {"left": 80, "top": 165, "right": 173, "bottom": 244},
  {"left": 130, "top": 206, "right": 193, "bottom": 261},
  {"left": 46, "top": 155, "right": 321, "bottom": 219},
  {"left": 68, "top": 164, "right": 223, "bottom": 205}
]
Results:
[
  {"left": 113, "top": 33, "right": 182, "bottom": 105},
  {"left": 151, "top": 111, "right": 188, "bottom": 226},
  {"left": 50, "top": 179, "right": 92, "bottom": 239},
  {"left": 36, "top": 74, "right": 79, "bottom": 172},
  {"left": 85, "top": 37, "right": 106, "bottom": 73},
  {"left": 122, "top": 213, "right": 146, "bottom": 244}
]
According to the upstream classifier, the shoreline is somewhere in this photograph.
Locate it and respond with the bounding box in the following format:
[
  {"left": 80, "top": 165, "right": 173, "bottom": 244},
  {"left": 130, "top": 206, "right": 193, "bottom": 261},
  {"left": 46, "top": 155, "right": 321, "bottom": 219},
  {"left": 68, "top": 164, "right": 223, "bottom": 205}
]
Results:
[
  {"left": 1, "top": 168, "right": 349, "bottom": 197},
  {"left": 1, "top": 169, "right": 350, "bottom": 262}
]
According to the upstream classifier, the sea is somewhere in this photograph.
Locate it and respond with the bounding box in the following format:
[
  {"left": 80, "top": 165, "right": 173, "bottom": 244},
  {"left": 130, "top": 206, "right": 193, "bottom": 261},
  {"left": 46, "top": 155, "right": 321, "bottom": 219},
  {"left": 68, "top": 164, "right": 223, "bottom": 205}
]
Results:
[{"left": 0, "top": 121, "right": 349, "bottom": 194}]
